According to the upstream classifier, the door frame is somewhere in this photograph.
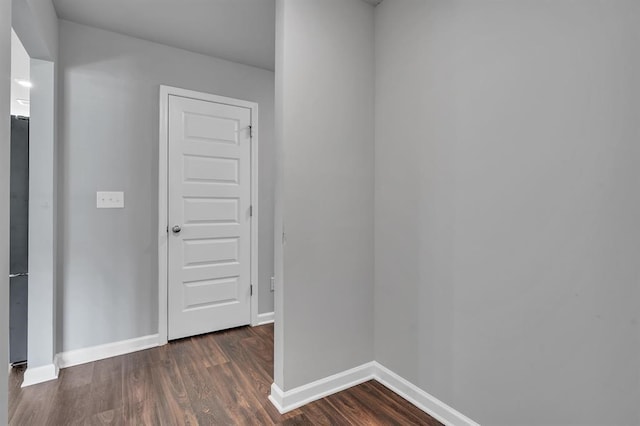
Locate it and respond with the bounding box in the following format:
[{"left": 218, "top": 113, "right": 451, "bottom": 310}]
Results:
[{"left": 158, "top": 85, "right": 260, "bottom": 345}]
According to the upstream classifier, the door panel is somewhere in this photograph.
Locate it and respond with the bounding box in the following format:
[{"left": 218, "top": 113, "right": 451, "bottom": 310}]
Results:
[
  {"left": 168, "top": 95, "right": 251, "bottom": 340},
  {"left": 183, "top": 198, "right": 239, "bottom": 224}
]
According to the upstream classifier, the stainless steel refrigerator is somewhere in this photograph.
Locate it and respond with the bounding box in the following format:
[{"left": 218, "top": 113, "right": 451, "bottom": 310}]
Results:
[{"left": 10, "top": 115, "right": 29, "bottom": 365}]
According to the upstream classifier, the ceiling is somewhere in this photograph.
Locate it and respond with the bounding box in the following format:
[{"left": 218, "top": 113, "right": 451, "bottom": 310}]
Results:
[
  {"left": 52, "top": 0, "right": 277, "bottom": 70},
  {"left": 51, "top": 0, "right": 384, "bottom": 71}
]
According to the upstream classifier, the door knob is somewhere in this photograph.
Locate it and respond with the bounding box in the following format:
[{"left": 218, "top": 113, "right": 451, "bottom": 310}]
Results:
[{"left": 172, "top": 225, "right": 182, "bottom": 234}]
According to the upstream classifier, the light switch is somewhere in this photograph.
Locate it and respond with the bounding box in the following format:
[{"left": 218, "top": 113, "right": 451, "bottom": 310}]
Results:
[{"left": 97, "top": 191, "right": 124, "bottom": 208}]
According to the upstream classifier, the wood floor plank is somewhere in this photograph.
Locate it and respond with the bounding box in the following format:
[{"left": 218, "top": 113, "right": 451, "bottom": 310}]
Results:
[
  {"left": 59, "top": 361, "right": 95, "bottom": 390},
  {"left": 150, "top": 356, "right": 198, "bottom": 425},
  {"left": 240, "top": 334, "right": 274, "bottom": 375},
  {"left": 48, "top": 383, "right": 94, "bottom": 425},
  {"left": 9, "top": 324, "right": 443, "bottom": 426},
  {"left": 215, "top": 326, "right": 273, "bottom": 385},
  {"left": 9, "top": 376, "right": 59, "bottom": 426},
  {"left": 206, "top": 362, "right": 274, "bottom": 425},
  {"left": 297, "top": 397, "right": 354, "bottom": 425},
  {"left": 222, "top": 353, "right": 300, "bottom": 424},
  {"left": 362, "top": 380, "right": 443, "bottom": 425},
  {"left": 121, "top": 353, "right": 162, "bottom": 425},
  {"left": 83, "top": 408, "right": 126, "bottom": 426},
  {"left": 325, "top": 388, "right": 396, "bottom": 425},
  {"left": 7, "top": 365, "right": 25, "bottom": 421},
  {"left": 276, "top": 412, "right": 317, "bottom": 425},
  {"left": 173, "top": 343, "right": 235, "bottom": 425},
  {"left": 88, "top": 356, "right": 124, "bottom": 416},
  {"left": 190, "top": 333, "right": 229, "bottom": 368}
]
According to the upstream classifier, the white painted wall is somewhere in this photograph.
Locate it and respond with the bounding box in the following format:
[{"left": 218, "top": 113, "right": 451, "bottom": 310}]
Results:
[
  {"left": 1, "top": 0, "right": 12, "bottom": 421},
  {"left": 374, "top": 1, "right": 640, "bottom": 425},
  {"left": 10, "top": 29, "right": 29, "bottom": 117},
  {"left": 57, "top": 20, "right": 275, "bottom": 352},
  {"left": 275, "top": 0, "right": 374, "bottom": 390}
]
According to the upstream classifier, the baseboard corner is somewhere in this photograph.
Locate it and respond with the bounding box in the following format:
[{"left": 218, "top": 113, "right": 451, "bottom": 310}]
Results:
[
  {"left": 21, "top": 362, "right": 59, "bottom": 387},
  {"left": 372, "top": 362, "right": 479, "bottom": 426},
  {"left": 269, "top": 383, "right": 286, "bottom": 414},
  {"left": 269, "top": 362, "right": 376, "bottom": 414},
  {"left": 256, "top": 311, "right": 275, "bottom": 325}
]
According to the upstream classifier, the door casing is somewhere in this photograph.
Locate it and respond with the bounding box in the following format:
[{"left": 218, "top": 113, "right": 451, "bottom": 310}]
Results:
[{"left": 158, "top": 85, "right": 260, "bottom": 344}]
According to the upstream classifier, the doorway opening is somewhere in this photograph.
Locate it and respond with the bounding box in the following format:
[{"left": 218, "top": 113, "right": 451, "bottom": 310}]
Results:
[
  {"left": 9, "top": 28, "right": 31, "bottom": 368},
  {"left": 10, "top": 7, "right": 58, "bottom": 387}
]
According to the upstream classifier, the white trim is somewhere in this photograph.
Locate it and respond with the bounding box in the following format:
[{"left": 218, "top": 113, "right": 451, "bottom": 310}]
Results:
[
  {"left": 268, "top": 383, "right": 286, "bottom": 412},
  {"left": 21, "top": 362, "right": 59, "bottom": 387},
  {"left": 268, "top": 362, "right": 376, "bottom": 414},
  {"left": 158, "top": 85, "right": 169, "bottom": 345},
  {"left": 268, "top": 362, "right": 479, "bottom": 426},
  {"left": 249, "top": 103, "right": 260, "bottom": 327},
  {"left": 255, "top": 312, "right": 275, "bottom": 325},
  {"left": 373, "top": 362, "right": 480, "bottom": 426},
  {"left": 158, "top": 85, "right": 260, "bottom": 343},
  {"left": 55, "top": 334, "right": 160, "bottom": 369}
]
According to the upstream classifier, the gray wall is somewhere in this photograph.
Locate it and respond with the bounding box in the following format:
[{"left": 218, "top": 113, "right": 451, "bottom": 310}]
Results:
[
  {"left": 275, "top": 0, "right": 375, "bottom": 390},
  {"left": 1, "top": 0, "right": 12, "bottom": 421},
  {"left": 273, "top": 0, "right": 285, "bottom": 388},
  {"left": 58, "top": 20, "right": 275, "bottom": 352},
  {"left": 29, "top": 58, "right": 57, "bottom": 368},
  {"left": 374, "top": 1, "right": 640, "bottom": 425}
]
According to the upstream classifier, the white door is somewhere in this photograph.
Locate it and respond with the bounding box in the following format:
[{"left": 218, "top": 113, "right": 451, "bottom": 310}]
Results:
[{"left": 168, "top": 94, "right": 252, "bottom": 340}]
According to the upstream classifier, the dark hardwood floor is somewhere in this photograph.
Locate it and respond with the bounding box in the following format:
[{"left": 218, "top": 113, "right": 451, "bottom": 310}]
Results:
[{"left": 9, "top": 324, "right": 442, "bottom": 425}]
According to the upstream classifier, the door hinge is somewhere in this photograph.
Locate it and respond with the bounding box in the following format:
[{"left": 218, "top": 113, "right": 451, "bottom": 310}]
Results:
[
  {"left": 249, "top": 125, "right": 253, "bottom": 138},
  {"left": 250, "top": 284, "right": 253, "bottom": 296},
  {"left": 166, "top": 225, "right": 169, "bottom": 233},
  {"left": 249, "top": 205, "right": 253, "bottom": 217}
]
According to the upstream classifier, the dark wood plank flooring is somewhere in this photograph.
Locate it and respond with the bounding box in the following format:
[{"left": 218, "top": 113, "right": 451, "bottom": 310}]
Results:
[{"left": 9, "top": 324, "right": 442, "bottom": 425}]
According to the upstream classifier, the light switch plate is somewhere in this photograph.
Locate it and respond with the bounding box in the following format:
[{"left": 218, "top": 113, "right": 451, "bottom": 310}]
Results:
[{"left": 97, "top": 191, "right": 124, "bottom": 208}]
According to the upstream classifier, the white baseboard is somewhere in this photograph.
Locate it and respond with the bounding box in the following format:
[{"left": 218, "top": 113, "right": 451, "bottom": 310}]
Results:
[
  {"left": 268, "top": 383, "right": 286, "bottom": 411},
  {"left": 268, "top": 361, "right": 478, "bottom": 426},
  {"left": 22, "top": 362, "right": 59, "bottom": 387},
  {"left": 55, "top": 334, "right": 160, "bottom": 369},
  {"left": 373, "top": 362, "right": 479, "bottom": 426},
  {"left": 256, "top": 311, "right": 275, "bottom": 325},
  {"left": 269, "top": 362, "right": 376, "bottom": 414}
]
